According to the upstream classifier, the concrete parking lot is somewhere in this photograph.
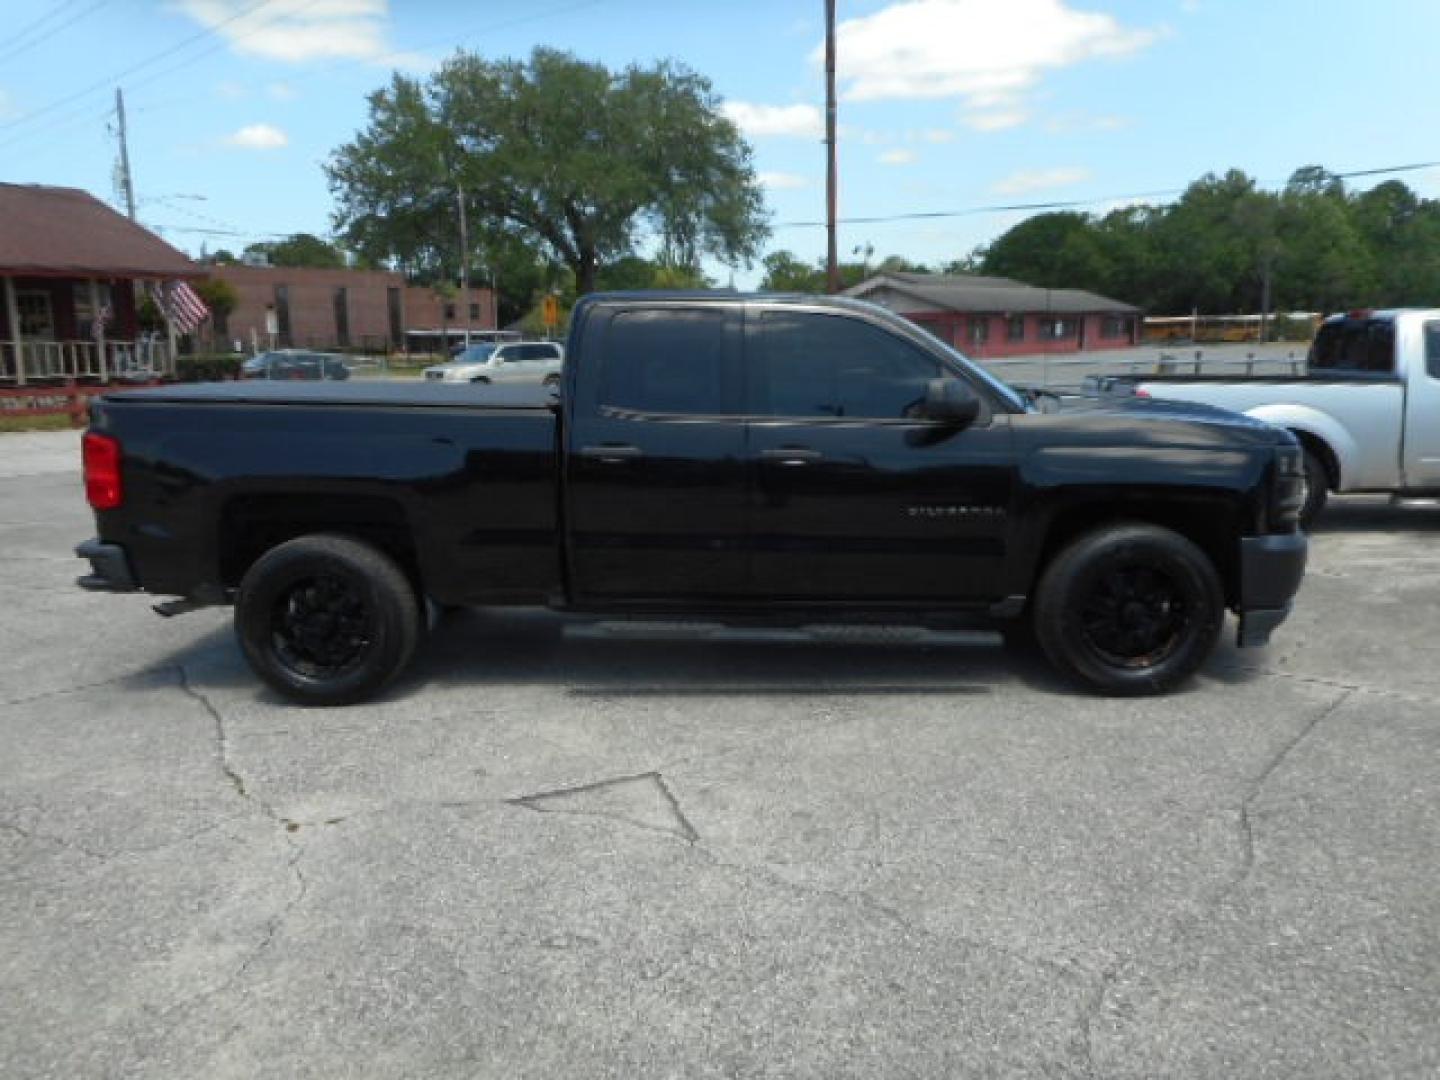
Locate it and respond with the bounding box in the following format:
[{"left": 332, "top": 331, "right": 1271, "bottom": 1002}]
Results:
[{"left": 2, "top": 429, "right": 1437, "bottom": 1078}]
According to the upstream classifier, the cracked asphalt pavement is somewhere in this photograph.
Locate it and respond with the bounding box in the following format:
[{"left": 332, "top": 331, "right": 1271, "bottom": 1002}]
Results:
[{"left": 2, "top": 430, "right": 1437, "bottom": 1078}]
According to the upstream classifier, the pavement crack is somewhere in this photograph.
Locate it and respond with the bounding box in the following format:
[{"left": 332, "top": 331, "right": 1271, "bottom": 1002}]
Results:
[
  {"left": 175, "top": 664, "right": 256, "bottom": 806},
  {"left": 1229, "top": 686, "right": 1356, "bottom": 897},
  {"left": 693, "top": 845, "right": 1088, "bottom": 987},
  {"left": 0, "top": 819, "right": 109, "bottom": 861},
  {"left": 509, "top": 771, "right": 700, "bottom": 843},
  {"left": 1074, "top": 966, "right": 1118, "bottom": 1078}
]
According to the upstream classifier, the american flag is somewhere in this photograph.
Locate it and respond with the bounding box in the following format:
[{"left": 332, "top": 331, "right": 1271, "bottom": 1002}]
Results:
[
  {"left": 90, "top": 302, "right": 112, "bottom": 342},
  {"left": 159, "top": 281, "right": 209, "bottom": 334}
]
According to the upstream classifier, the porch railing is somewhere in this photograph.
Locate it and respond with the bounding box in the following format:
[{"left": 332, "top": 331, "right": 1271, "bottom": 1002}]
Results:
[{"left": 0, "top": 339, "right": 176, "bottom": 385}]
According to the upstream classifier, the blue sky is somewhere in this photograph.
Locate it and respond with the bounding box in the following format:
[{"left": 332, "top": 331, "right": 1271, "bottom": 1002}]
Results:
[{"left": 3, "top": 0, "right": 1439, "bottom": 286}]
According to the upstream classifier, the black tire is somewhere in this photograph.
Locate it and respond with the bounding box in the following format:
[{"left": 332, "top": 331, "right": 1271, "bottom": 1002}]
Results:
[
  {"left": 235, "top": 534, "right": 421, "bottom": 706},
  {"left": 542, "top": 373, "right": 561, "bottom": 388},
  {"left": 1299, "top": 447, "right": 1329, "bottom": 530},
  {"left": 471, "top": 375, "right": 491, "bottom": 385},
  {"left": 1034, "top": 523, "right": 1224, "bottom": 696}
]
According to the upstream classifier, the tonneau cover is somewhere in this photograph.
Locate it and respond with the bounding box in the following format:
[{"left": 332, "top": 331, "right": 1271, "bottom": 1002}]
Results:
[{"left": 100, "top": 380, "right": 554, "bottom": 410}]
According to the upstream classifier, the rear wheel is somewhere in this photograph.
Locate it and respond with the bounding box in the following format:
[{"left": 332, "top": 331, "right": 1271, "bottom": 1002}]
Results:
[
  {"left": 542, "top": 373, "right": 561, "bottom": 388},
  {"left": 235, "top": 534, "right": 421, "bottom": 706},
  {"left": 1034, "top": 523, "right": 1224, "bottom": 695},
  {"left": 1298, "top": 447, "right": 1329, "bottom": 529},
  {"left": 471, "top": 375, "right": 491, "bottom": 385}
]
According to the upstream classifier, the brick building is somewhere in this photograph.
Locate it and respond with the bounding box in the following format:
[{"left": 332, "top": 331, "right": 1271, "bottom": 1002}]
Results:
[
  {"left": 845, "top": 271, "right": 1140, "bottom": 357},
  {"left": 208, "top": 265, "right": 496, "bottom": 353}
]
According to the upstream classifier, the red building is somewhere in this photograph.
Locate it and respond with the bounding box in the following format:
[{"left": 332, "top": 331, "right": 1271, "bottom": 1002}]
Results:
[
  {"left": 207, "top": 265, "right": 497, "bottom": 353},
  {"left": 845, "top": 271, "right": 1140, "bottom": 357},
  {"left": 1, "top": 183, "right": 201, "bottom": 384}
]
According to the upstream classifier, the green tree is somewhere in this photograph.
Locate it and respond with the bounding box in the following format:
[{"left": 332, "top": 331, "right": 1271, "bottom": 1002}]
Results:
[
  {"left": 328, "top": 48, "right": 768, "bottom": 296},
  {"left": 243, "top": 232, "right": 347, "bottom": 269},
  {"left": 979, "top": 212, "right": 1109, "bottom": 291}
]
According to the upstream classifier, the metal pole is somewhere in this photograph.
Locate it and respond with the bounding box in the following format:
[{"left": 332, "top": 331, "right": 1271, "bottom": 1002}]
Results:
[
  {"left": 457, "top": 184, "right": 471, "bottom": 346},
  {"left": 824, "top": 0, "right": 839, "bottom": 294},
  {"left": 115, "top": 88, "right": 137, "bottom": 221}
]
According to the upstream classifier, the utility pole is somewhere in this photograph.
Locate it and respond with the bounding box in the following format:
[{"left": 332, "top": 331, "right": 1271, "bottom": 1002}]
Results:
[
  {"left": 824, "top": 0, "right": 839, "bottom": 294},
  {"left": 115, "top": 88, "right": 137, "bottom": 221},
  {"left": 456, "top": 183, "right": 471, "bottom": 345}
]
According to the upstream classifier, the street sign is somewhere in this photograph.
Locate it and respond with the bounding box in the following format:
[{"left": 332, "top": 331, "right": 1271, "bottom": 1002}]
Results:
[{"left": 542, "top": 295, "right": 559, "bottom": 328}]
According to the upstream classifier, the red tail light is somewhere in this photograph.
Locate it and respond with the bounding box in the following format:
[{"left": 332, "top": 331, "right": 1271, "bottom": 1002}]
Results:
[{"left": 82, "top": 432, "right": 123, "bottom": 510}]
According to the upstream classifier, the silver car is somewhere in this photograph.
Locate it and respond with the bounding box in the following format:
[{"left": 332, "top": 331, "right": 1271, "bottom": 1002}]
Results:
[{"left": 423, "top": 341, "right": 564, "bottom": 385}]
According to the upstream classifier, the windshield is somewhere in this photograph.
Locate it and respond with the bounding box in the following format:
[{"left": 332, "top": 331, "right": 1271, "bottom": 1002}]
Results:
[
  {"left": 928, "top": 336, "right": 1029, "bottom": 412},
  {"left": 456, "top": 344, "right": 497, "bottom": 363}
]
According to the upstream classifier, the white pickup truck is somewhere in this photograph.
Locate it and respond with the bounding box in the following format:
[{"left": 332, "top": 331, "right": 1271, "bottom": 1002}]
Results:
[{"left": 1087, "top": 309, "right": 1440, "bottom": 524}]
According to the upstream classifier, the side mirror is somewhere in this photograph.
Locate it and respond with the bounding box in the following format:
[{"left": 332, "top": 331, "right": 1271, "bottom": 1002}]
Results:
[{"left": 923, "top": 379, "right": 981, "bottom": 425}]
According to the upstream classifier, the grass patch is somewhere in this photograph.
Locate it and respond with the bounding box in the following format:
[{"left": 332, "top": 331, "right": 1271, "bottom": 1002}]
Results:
[{"left": 0, "top": 413, "right": 75, "bottom": 433}]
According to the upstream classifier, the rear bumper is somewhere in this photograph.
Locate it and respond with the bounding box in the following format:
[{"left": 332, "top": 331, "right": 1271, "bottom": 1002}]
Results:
[
  {"left": 76, "top": 538, "right": 137, "bottom": 592},
  {"left": 1235, "top": 531, "right": 1308, "bottom": 647}
]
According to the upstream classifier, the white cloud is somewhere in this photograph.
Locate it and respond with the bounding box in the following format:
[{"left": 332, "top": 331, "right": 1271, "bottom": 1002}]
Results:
[
  {"left": 817, "top": 0, "right": 1162, "bottom": 132},
  {"left": 992, "top": 166, "right": 1092, "bottom": 194},
  {"left": 965, "top": 109, "right": 1029, "bottom": 131},
  {"left": 266, "top": 82, "right": 297, "bottom": 101},
  {"left": 758, "top": 171, "right": 810, "bottom": 190},
  {"left": 175, "top": 0, "right": 397, "bottom": 64},
  {"left": 721, "top": 101, "right": 823, "bottom": 139},
  {"left": 224, "top": 123, "right": 289, "bottom": 150},
  {"left": 1043, "top": 112, "right": 1129, "bottom": 133},
  {"left": 879, "top": 148, "right": 917, "bottom": 166},
  {"left": 920, "top": 128, "right": 956, "bottom": 143}
]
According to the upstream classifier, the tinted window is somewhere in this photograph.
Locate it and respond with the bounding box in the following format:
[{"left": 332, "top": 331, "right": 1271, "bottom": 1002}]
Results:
[
  {"left": 459, "top": 345, "right": 497, "bottom": 363},
  {"left": 600, "top": 309, "right": 726, "bottom": 414},
  {"left": 1310, "top": 318, "right": 1394, "bottom": 373},
  {"left": 1425, "top": 322, "right": 1440, "bottom": 379},
  {"left": 752, "top": 310, "right": 943, "bottom": 419}
]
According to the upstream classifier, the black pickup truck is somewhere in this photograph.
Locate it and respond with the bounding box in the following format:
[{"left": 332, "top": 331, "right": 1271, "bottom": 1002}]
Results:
[{"left": 77, "top": 293, "right": 1307, "bottom": 704}]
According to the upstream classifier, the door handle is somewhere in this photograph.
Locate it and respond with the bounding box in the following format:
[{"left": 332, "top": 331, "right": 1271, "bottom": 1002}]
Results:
[
  {"left": 760, "top": 447, "right": 823, "bottom": 465},
  {"left": 580, "top": 444, "right": 644, "bottom": 463}
]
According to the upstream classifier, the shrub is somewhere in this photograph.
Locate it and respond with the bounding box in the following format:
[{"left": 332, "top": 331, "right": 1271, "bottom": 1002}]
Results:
[{"left": 175, "top": 354, "right": 244, "bottom": 382}]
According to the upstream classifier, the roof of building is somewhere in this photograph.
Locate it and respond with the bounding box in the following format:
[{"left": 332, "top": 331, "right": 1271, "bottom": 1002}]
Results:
[
  {"left": 0, "top": 183, "right": 200, "bottom": 278},
  {"left": 845, "top": 271, "right": 1140, "bottom": 315}
]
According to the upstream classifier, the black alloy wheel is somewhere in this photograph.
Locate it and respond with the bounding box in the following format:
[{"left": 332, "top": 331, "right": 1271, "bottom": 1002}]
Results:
[
  {"left": 236, "top": 534, "right": 421, "bottom": 706},
  {"left": 1033, "top": 523, "right": 1224, "bottom": 695}
]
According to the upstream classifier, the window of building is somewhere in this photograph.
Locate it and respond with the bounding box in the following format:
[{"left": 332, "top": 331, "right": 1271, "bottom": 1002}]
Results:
[
  {"left": 1101, "top": 315, "right": 1130, "bottom": 339},
  {"left": 969, "top": 318, "right": 991, "bottom": 345},
  {"left": 333, "top": 286, "right": 350, "bottom": 347},
  {"left": 273, "top": 285, "right": 292, "bottom": 346},
  {"left": 1007, "top": 315, "right": 1026, "bottom": 342},
  {"left": 751, "top": 310, "right": 943, "bottom": 420},
  {"left": 443, "top": 302, "right": 456, "bottom": 321},
  {"left": 469, "top": 303, "right": 481, "bottom": 320},
  {"left": 1038, "top": 318, "right": 1077, "bottom": 340},
  {"left": 599, "top": 309, "right": 726, "bottom": 415}
]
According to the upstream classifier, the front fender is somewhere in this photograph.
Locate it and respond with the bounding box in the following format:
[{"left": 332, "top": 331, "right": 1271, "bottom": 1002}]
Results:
[{"left": 1243, "top": 403, "right": 1356, "bottom": 488}]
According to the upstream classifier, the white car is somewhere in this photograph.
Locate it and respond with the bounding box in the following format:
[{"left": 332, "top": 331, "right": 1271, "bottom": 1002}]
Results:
[{"left": 423, "top": 341, "right": 564, "bottom": 385}]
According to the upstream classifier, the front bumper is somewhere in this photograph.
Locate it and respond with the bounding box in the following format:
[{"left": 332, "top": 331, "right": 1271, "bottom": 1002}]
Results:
[
  {"left": 76, "top": 538, "right": 137, "bottom": 592},
  {"left": 1235, "top": 531, "right": 1308, "bottom": 647}
]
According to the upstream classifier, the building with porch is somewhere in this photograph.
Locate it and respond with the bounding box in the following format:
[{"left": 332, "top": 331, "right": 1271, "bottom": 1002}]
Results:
[
  {"left": 844, "top": 271, "right": 1140, "bottom": 357},
  {"left": 1, "top": 183, "right": 201, "bottom": 384}
]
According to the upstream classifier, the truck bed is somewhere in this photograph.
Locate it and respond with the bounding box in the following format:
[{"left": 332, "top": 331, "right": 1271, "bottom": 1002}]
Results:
[{"left": 104, "top": 380, "right": 556, "bottom": 410}]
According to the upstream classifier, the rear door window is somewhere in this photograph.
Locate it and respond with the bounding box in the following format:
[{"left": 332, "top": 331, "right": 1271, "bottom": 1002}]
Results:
[
  {"left": 1425, "top": 322, "right": 1440, "bottom": 379},
  {"left": 1309, "top": 318, "right": 1395, "bottom": 374},
  {"left": 599, "top": 308, "right": 730, "bottom": 415}
]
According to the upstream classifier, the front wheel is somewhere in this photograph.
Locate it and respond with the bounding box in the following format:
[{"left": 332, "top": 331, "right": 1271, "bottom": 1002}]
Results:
[
  {"left": 235, "top": 534, "right": 422, "bottom": 706},
  {"left": 1034, "top": 523, "right": 1224, "bottom": 695},
  {"left": 1298, "top": 447, "right": 1329, "bottom": 530},
  {"left": 470, "top": 375, "right": 491, "bottom": 385}
]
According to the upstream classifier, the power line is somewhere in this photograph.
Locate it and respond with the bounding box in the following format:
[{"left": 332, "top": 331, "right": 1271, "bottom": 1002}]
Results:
[
  {"left": 773, "top": 162, "right": 1440, "bottom": 229},
  {"left": 0, "top": 0, "right": 110, "bottom": 65},
  {"left": 0, "top": 0, "right": 280, "bottom": 134},
  {"left": 1, "top": 0, "right": 89, "bottom": 55}
]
